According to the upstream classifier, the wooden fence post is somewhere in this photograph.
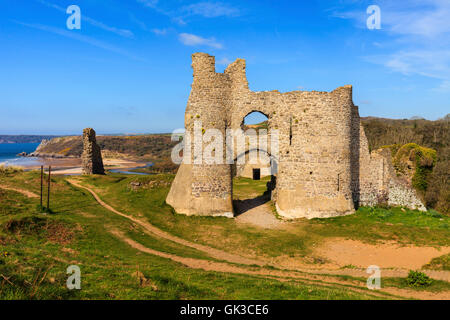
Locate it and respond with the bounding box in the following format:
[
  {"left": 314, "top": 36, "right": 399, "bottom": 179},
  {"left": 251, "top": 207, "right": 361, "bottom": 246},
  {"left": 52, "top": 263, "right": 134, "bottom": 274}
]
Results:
[
  {"left": 47, "top": 166, "right": 51, "bottom": 212},
  {"left": 40, "top": 165, "right": 43, "bottom": 211}
]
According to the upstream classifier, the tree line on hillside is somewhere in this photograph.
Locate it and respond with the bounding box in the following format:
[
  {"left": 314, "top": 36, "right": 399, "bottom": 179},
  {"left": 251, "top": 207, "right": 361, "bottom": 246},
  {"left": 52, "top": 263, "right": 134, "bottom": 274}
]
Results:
[
  {"left": 0, "top": 135, "right": 60, "bottom": 144},
  {"left": 362, "top": 117, "right": 449, "bottom": 214}
]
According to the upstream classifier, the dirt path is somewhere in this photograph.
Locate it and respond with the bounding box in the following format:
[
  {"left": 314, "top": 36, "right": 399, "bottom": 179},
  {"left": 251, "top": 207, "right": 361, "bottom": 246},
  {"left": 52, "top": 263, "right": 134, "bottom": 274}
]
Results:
[
  {"left": 66, "top": 179, "right": 450, "bottom": 300},
  {"left": 109, "top": 229, "right": 395, "bottom": 299},
  {"left": 67, "top": 179, "right": 262, "bottom": 266},
  {"left": 0, "top": 185, "right": 38, "bottom": 198},
  {"left": 235, "top": 200, "right": 283, "bottom": 229},
  {"left": 110, "top": 229, "right": 449, "bottom": 300}
]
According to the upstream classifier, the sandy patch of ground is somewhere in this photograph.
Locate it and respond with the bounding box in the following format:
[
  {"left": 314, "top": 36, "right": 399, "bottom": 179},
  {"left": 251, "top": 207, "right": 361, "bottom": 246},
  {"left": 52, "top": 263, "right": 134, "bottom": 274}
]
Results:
[
  {"left": 0, "top": 185, "right": 39, "bottom": 198},
  {"left": 103, "top": 158, "right": 147, "bottom": 168},
  {"left": 315, "top": 239, "right": 450, "bottom": 270},
  {"left": 46, "top": 158, "right": 147, "bottom": 175},
  {"left": 26, "top": 158, "right": 81, "bottom": 170},
  {"left": 234, "top": 194, "right": 284, "bottom": 229}
]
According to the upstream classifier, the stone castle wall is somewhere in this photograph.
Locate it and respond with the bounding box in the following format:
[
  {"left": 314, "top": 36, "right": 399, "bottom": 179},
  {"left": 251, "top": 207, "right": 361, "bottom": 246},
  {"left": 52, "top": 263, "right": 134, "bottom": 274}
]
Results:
[
  {"left": 166, "top": 53, "right": 426, "bottom": 219},
  {"left": 355, "top": 120, "right": 425, "bottom": 210}
]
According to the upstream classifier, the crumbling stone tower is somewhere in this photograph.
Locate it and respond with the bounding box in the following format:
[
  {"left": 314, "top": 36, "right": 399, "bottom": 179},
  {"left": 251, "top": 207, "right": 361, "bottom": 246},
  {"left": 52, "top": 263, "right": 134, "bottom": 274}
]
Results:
[
  {"left": 81, "top": 128, "right": 105, "bottom": 175},
  {"left": 166, "top": 53, "right": 425, "bottom": 219}
]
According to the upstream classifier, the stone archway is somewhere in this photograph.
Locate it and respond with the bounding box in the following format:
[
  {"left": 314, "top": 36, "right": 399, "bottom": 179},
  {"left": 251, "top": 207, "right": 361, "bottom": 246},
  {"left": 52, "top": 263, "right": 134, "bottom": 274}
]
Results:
[
  {"left": 232, "top": 150, "right": 277, "bottom": 219},
  {"left": 166, "top": 52, "right": 355, "bottom": 219},
  {"left": 165, "top": 53, "right": 426, "bottom": 219}
]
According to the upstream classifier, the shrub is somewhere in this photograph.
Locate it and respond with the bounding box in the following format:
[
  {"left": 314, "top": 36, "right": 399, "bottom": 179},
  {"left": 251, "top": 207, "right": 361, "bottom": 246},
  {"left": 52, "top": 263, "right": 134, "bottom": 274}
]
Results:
[
  {"left": 393, "top": 143, "right": 436, "bottom": 192},
  {"left": 405, "top": 270, "right": 433, "bottom": 287},
  {"left": 381, "top": 144, "right": 402, "bottom": 157},
  {"left": 0, "top": 165, "right": 24, "bottom": 175}
]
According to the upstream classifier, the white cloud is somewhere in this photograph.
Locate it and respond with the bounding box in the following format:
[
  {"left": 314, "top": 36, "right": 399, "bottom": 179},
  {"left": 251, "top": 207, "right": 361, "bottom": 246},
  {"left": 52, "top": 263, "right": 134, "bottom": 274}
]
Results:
[
  {"left": 332, "top": 0, "right": 450, "bottom": 38},
  {"left": 433, "top": 80, "right": 450, "bottom": 93},
  {"left": 83, "top": 16, "right": 134, "bottom": 38},
  {"left": 182, "top": 2, "right": 240, "bottom": 18},
  {"left": 216, "top": 57, "right": 232, "bottom": 65},
  {"left": 136, "top": 0, "right": 158, "bottom": 8},
  {"left": 14, "top": 21, "right": 143, "bottom": 61},
  {"left": 333, "top": 0, "right": 450, "bottom": 89},
  {"left": 367, "top": 50, "right": 450, "bottom": 79},
  {"left": 152, "top": 28, "right": 167, "bottom": 35},
  {"left": 178, "top": 33, "right": 223, "bottom": 49},
  {"left": 129, "top": 13, "right": 169, "bottom": 35},
  {"left": 137, "top": 1, "right": 239, "bottom": 26},
  {"left": 37, "top": 0, "right": 134, "bottom": 38},
  {"left": 136, "top": 0, "right": 186, "bottom": 25},
  {"left": 172, "top": 16, "right": 187, "bottom": 26},
  {"left": 382, "top": 0, "right": 450, "bottom": 38}
]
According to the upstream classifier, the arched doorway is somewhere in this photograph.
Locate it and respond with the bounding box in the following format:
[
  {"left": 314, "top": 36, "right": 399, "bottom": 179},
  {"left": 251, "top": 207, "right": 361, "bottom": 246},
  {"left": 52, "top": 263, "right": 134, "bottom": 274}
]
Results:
[{"left": 232, "top": 111, "right": 276, "bottom": 217}]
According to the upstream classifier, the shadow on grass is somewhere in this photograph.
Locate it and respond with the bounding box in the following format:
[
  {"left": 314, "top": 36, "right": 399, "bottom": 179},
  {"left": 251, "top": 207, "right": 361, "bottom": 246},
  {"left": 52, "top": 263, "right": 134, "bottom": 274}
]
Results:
[{"left": 233, "top": 192, "right": 270, "bottom": 217}]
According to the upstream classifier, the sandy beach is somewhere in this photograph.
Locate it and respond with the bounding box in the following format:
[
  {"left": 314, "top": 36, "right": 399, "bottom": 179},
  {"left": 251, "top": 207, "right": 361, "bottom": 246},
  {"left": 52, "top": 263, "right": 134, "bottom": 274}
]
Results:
[{"left": 20, "top": 157, "right": 148, "bottom": 175}]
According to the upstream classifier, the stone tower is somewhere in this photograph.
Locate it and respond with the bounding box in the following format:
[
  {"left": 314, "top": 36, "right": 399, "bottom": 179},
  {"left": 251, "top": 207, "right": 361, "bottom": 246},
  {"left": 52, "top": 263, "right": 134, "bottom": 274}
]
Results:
[
  {"left": 166, "top": 53, "right": 426, "bottom": 219},
  {"left": 81, "top": 128, "right": 105, "bottom": 175},
  {"left": 166, "top": 53, "right": 234, "bottom": 217}
]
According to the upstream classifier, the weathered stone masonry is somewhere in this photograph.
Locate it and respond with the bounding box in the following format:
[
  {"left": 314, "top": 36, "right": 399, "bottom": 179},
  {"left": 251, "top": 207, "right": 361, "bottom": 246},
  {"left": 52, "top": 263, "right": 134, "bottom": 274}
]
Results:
[
  {"left": 81, "top": 128, "right": 105, "bottom": 175},
  {"left": 166, "top": 53, "right": 425, "bottom": 219}
]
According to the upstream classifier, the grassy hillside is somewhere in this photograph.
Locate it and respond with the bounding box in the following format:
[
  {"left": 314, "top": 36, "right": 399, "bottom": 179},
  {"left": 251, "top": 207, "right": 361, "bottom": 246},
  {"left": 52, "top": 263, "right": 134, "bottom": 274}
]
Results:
[
  {"left": 0, "top": 171, "right": 391, "bottom": 300},
  {"left": 1, "top": 170, "right": 449, "bottom": 299}
]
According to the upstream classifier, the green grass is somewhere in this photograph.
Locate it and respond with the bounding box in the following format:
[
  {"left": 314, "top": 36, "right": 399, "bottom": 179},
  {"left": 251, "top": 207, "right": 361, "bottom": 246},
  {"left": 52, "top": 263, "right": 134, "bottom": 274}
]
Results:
[
  {"left": 78, "top": 174, "right": 450, "bottom": 264},
  {"left": 232, "top": 176, "right": 271, "bottom": 199},
  {"left": 309, "top": 206, "right": 449, "bottom": 246},
  {"left": 1, "top": 171, "right": 448, "bottom": 300},
  {"left": 423, "top": 254, "right": 450, "bottom": 271},
  {"left": 0, "top": 171, "right": 381, "bottom": 300},
  {"left": 382, "top": 277, "right": 449, "bottom": 293},
  {"left": 0, "top": 188, "right": 34, "bottom": 217},
  {"left": 325, "top": 274, "right": 450, "bottom": 294},
  {"left": 79, "top": 174, "right": 316, "bottom": 259},
  {"left": 0, "top": 165, "right": 23, "bottom": 175}
]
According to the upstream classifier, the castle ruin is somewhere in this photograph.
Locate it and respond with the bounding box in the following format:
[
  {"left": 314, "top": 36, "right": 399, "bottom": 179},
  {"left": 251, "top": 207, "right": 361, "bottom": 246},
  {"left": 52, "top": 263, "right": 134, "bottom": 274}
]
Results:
[
  {"left": 81, "top": 128, "right": 105, "bottom": 175},
  {"left": 166, "top": 53, "right": 425, "bottom": 219}
]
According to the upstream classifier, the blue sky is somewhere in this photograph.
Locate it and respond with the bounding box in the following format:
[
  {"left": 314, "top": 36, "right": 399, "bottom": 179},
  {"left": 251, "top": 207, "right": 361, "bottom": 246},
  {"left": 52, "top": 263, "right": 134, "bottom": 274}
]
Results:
[{"left": 0, "top": 0, "right": 449, "bottom": 134}]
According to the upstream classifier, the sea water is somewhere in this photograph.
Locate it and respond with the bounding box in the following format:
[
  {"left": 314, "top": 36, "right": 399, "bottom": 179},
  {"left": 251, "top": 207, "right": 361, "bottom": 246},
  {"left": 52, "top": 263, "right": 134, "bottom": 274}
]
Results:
[{"left": 0, "top": 143, "right": 41, "bottom": 167}]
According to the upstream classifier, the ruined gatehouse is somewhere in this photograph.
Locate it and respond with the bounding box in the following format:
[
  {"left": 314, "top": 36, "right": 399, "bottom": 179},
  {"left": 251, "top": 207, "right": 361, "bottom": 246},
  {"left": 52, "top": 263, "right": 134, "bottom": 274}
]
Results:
[{"left": 166, "top": 53, "right": 425, "bottom": 219}]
